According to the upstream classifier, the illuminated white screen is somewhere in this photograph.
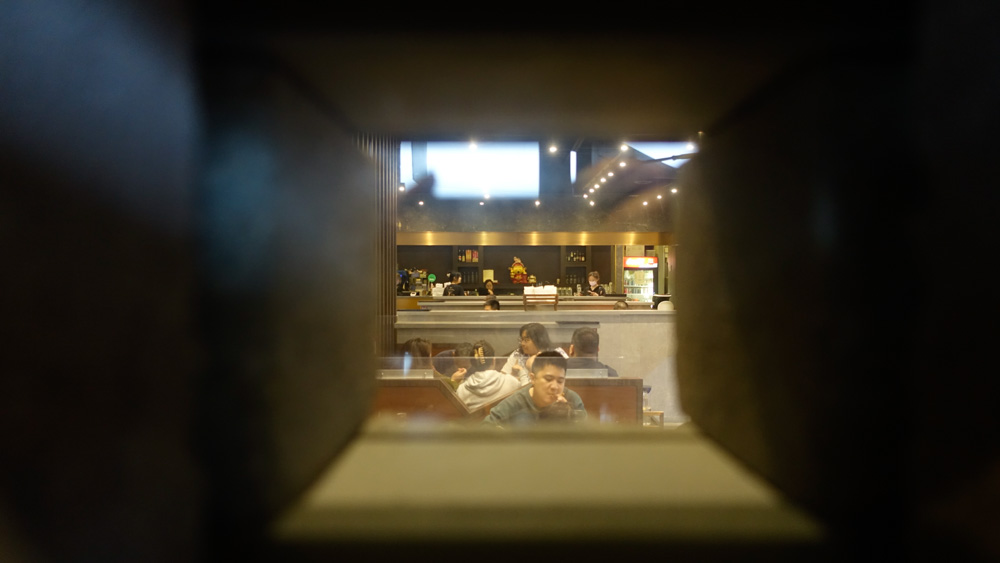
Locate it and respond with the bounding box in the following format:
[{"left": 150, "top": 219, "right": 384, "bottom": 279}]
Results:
[{"left": 401, "top": 142, "right": 540, "bottom": 199}]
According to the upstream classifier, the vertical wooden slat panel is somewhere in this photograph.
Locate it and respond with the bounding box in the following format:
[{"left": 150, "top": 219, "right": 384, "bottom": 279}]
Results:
[{"left": 357, "top": 134, "right": 398, "bottom": 357}]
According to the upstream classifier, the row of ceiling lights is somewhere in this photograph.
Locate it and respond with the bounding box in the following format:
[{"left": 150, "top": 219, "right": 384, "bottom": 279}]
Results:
[
  {"left": 402, "top": 193, "right": 678, "bottom": 206},
  {"left": 399, "top": 139, "right": 693, "bottom": 206}
]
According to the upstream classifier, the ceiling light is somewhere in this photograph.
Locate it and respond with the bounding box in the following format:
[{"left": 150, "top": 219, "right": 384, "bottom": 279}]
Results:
[
  {"left": 594, "top": 184, "right": 600, "bottom": 189},
  {"left": 484, "top": 194, "right": 490, "bottom": 199},
  {"left": 583, "top": 194, "right": 588, "bottom": 199},
  {"left": 548, "top": 145, "right": 558, "bottom": 153},
  {"left": 643, "top": 201, "right": 648, "bottom": 206},
  {"left": 479, "top": 201, "right": 485, "bottom": 205},
  {"left": 600, "top": 178, "right": 606, "bottom": 183},
  {"left": 671, "top": 188, "right": 678, "bottom": 193},
  {"left": 620, "top": 143, "right": 629, "bottom": 151},
  {"left": 535, "top": 200, "right": 540, "bottom": 206},
  {"left": 589, "top": 201, "right": 595, "bottom": 206},
  {"left": 657, "top": 195, "right": 662, "bottom": 199},
  {"left": 398, "top": 184, "right": 405, "bottom": 192},
  {"left": 607, "top": 172, "right": 614, "bottom": 177},
  {"left": 418, "top": 201, "right": 424, "bottom": 205},
  {"left": 687, "top": 142, "right": 696, "bottom": 150},
  {"left": 589, "top": 188, "right": 594, "bottom": 193},
  {"left": 469, "top": 141, "right": 477, "bottom": 150},
  {"left": 619, "top": 161, "right": 626, "bottom": 167}
]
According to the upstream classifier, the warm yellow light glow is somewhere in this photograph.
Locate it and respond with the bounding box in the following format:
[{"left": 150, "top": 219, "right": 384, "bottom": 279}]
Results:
[
  {"left": 589, "top": 201, "right": 595, "bottom": 206},
  {"left": 607, "top": 172, "right": 614, "bottom": 177},
  {"left": 619, "top": 161, "right": 626, "bottom": 167},
  {"left": 642, "top": 201, "right": 648, "bottom": 206},
  {"left": 535, "top": 200, "right": 540, "bottom": 206},
  {"left": 548, "top": 145, "right": 558, "bottom": 153},
  {"left": 657, "top": 195, "right": 662, "bottom": 199},
  {"left": 600, "top": 178, "right": 606, "bottom": 183},
  {"left": 583, "top": 194, "right": 588, "bottom": 198},
  {"left": 620, "top": 143, "right": 629, "bottom": 151},
  {"left": 594, "top": 184, "right": 600, "bottom": 189},
  {"left": 671, "top": 188, "right": 678, "bottom": 193},
  {"left": 398, "top": 185, "right": 405, "bottom": 192}
]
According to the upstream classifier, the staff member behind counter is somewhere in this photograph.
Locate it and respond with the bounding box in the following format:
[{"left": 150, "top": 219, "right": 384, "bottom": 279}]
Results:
[
  {"left": 477, "top": 279, "right": 496, "bottom": 296},
  {"left": 579, "top": 271, "right": 606, "bottom": 296},
  {"left": 443, "top": 272, "right": 465, "bottom": 296}
]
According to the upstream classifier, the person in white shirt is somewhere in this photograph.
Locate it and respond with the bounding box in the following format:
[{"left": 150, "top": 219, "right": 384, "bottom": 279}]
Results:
[
  {"left": 500, "top": 322, "right": 567, "bottom": 386},
  {"left": 456, "top": 340, "right": 522, "bottom": 411}
]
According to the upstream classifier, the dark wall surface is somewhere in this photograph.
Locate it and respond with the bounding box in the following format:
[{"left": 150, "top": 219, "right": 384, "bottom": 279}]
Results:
[
  {"left": 1, "top": 1, "right": 377, "bottom": 560},
  {"left": 1, "top": 1, "right": 203, "bottom": 560},
  {"left": 196, "top": 51, "right": 377, "bottom": 556},
  {"left": 676, "top": 5, "right": 1000, "bottom": 560}
]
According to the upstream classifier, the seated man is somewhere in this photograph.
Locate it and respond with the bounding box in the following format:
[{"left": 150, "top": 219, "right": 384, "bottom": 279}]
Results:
[
  {"left": 483, "top": 351, "right": 586, "bottom": 427},
  {"left": 566, "top": 327, "right": 620, "bottom": 378}
]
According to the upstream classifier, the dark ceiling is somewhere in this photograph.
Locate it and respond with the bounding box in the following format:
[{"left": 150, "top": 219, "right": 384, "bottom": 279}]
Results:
[{"left": 198, "top": 4, "right": 918, "bottom": 141}]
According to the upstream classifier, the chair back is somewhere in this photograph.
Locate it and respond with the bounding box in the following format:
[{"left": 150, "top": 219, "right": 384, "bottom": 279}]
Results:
[{"left": 523, "top": 294, "right": 558, "bottom": 310}]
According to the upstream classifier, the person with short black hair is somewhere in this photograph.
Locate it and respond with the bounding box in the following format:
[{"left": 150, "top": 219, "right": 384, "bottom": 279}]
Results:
[
  {"left": 566, "top": 327, "right": 620, "bottom": 377},
  {"left": 443, "top": 272, "right": 465, "bottom": 296},
  {"left": 483, "top": 351, "right": 586, "bottom": 427},
  {"left": 483, "top": 298, "right": 500, "bottom": 311}
]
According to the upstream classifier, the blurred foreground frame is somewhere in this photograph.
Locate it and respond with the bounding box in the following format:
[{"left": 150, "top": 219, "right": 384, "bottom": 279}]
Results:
[{"left": 3, "top": 0, "right": 999, "bottom": 561}]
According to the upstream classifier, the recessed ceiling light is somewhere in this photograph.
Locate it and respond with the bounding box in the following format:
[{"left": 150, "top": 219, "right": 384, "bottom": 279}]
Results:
[
  {"left": 600, "top": 178, "right": 606, "bottom": 183},
  {"left": 619, "top": 161, "right": 626, "bottom": 167},
  {"left": 620, "top": 143, "right": 629, "bottom": 151},
  {"left": 671, "top": 188, "right": 678, "bottom": 193},
  {"left": 687, "top": 142, "right": 696, "bottom": 150},
  {"left": 535, "top": 200, "right": 540, "bottom": 206},
  {"left": 657, "top": 195, "right": 662, "bottom": 199},
  {"left": 484, "top": 194, "right": 490, "bottom": 199},
  {"left": 479, "top": 201, "right": 485, "bottom": 205},
  {"left": 398, "top": 184, "right": 405, "bottom": 192},
  {"left": 642, "top": 201, "right": 648, "bottom": 206},
  {"left": 607, "top": 172, "right": 614, "bottom": 177},
  {"left": 589, "top": 188, "right": 594, "bottom": 193},
  {"left": 548, "top": 145, "right": 558, "bottom": 153},
  {"left": 583, "top": 194, "right": 588, "bottom": 199},
  {"left": 589, "top": 201, "right": 595, "bottom": 206},
  {"left": 418, "top": 201, "right": 424, "bottom": 205}
]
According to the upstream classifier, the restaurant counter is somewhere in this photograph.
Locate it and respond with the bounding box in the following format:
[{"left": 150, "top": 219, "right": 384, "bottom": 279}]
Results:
[{"left": 397, "top": 295, "right": 645, "bottom": 311}]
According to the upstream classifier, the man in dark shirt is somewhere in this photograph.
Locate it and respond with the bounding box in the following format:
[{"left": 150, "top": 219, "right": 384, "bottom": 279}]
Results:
[
  {"left": 443, "top": 272, "right": 465, "bottom": 296},
  {"left": 483, "top": 351, "right": 586, "bottom": 427},
  {"left": 566, "top": 327, "right": 620, "bottom": 377}
]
